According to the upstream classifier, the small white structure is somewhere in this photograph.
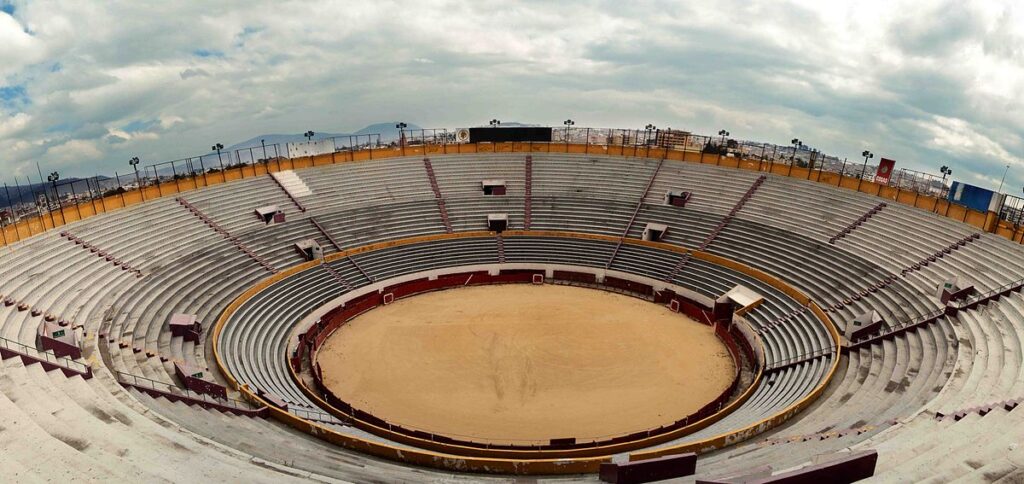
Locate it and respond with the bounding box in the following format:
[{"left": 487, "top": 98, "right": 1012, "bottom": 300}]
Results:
[
  {"left": 642, "top": 223, "right": 668, "bottom": 242},
  {"left": 286, "top": 139, "right": 334, "bottom": 158},
  {"left": 294, "top": 239, "right": 324, "bottom": 261},
  {"left": 664, "top": 189, "right": 692, "bottom": 207},
  {"left": 255, "top": 205, "right": 285, "bottom": 225},
  {"left": 481, "top": 180, "right": 506, "bottom": 195},
  {"left": 487, "top": 214, "right": 508, "bottom": 232}
]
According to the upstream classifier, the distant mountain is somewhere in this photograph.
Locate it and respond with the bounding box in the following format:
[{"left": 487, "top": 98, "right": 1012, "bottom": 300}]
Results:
[
  {"left": 354, "top": 122, "right": 423, "bottom": 139},
  {"left": 221, "top": 122, "right": 424, "bottom": 155},
  {"left": 225, "top": 132, "right": 352, "bottom": 152}
]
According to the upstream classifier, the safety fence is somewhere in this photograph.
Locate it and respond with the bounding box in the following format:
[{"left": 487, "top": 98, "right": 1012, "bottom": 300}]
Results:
[{"left": 4, "top": 126, "right": 1019, "bottom": 249}]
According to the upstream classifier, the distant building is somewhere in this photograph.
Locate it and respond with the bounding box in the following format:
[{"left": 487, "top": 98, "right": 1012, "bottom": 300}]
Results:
[{"left": 654, "top": 129, "right": 694, "bottom": 149}]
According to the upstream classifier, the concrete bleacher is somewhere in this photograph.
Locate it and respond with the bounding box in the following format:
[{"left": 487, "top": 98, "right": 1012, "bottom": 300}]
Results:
[{"left": 0, "top": 151, "right": 1023, "bottom": 481}]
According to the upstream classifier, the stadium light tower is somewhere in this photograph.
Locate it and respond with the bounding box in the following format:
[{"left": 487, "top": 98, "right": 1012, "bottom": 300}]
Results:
[
  {"left": 860, "top": 150, "right": 874, "bottom": 179},
  {"left": 939, "top": 165, "right": 952, "bottom": 184},
  {"left": 395, "top": 122, "right": 407, "bottom": 148},
  {"left": 563, "top": 119, "right": 574, "bottom": 144},
  {"left": 129, "top": 156, "right": 145, "bottom": 201},
  {"left": 489, "top": 119, "right": 501, "bottom": 128},
  {"left": 791, "top": 138, "right": 803, "bottom": 162},
  {"left": 212, "top": 143, "right": 224, "bottom": 168},
  {"left": 645, "top": 124, "right": 656, "bottom": 145},
  {"left": 999, "top": 164, "right": 1010, "bottom": 193},
  {"left": 48, "top": 171, "right": 64, "bottom": 225},
  {"left": 304, "top": 130, "right": 315, "bottom": 142},
  {"left": 718, "top": 129, "right": 730, "bottom": 146}
]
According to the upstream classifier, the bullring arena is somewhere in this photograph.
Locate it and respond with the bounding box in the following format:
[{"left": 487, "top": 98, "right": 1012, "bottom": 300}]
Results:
[{"left": 2, "top": 130, "right": 1024, "bottom": 482}]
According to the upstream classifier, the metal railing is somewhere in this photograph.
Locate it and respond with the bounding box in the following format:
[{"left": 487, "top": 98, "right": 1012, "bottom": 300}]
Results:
[
  {"left": 950, "top": 277, "right": 1024, "bottom": 310},
  {"left": 116, "top": 370, "right": 254, "bottom": 412},
  {"left": 766, "top": 346, "right": 837, "bottom": 371},
  {"left": 289, "top": 405, "right": 347, "bottom": 425},
  {"left": 0, "top": 336, "right": 90, "bottom": 374}
]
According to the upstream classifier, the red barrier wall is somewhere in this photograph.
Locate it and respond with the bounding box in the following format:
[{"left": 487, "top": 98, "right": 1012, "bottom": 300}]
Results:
[{"left": 303, "top": 270, "right": 750, "bottom": 456}]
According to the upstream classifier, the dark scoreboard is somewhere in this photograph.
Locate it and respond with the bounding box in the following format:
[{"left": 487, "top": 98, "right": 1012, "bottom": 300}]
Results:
[{"left": 469, "top": 127, "right": 552, "bottom": 143}]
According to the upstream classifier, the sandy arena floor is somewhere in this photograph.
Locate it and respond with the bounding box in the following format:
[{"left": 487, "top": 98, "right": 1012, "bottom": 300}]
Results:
[{"left": 316, "top": 284, "right": 735, "bottom": 445}]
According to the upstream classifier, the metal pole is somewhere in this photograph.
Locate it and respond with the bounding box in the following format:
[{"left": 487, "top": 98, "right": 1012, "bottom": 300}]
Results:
[
  {"left": 52, "top": 179, "right": 65, "bottom": 225},
  {"left": 998, "top": 164, "right": 1010, "bottom": 193},
  {"left": 153, "top": 166, "right": 163, "bottom": 197},
  {"left": 115, "top": 171, "right": 127, "bottom": 206},
  {"left": 0, "top": 204, "right": 7, "bottom": 247},
  {"left": 68, "top": 179, "right": 82, "bottom": 219},
  {"left": 94, "top": 175, "right": 108, "bottom": 212},
  {"left": 1, "top": 182, "right": 11, "bottom": 246},
  {"left": 35, "top": 162, "right": 56, "bottom": 228},
  {"left": 26, "top": 176, "right": 44, "bottom": 232},
  {"left": 12, "top": 177, "right": 30, "bottom": 236}
]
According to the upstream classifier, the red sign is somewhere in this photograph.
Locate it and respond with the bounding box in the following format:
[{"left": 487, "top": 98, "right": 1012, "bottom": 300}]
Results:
[{"left": 876, "top": 158, "right": 896, "bottom": 184}]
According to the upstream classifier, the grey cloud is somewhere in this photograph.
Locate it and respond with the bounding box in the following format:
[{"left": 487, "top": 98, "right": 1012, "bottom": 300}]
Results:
[{"left": 180, "top": 67, "right": 211, "bottom": 79}]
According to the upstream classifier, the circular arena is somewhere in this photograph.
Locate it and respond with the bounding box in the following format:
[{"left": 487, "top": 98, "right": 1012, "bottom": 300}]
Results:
[{"left": 2, "top": 133, "right": 1024, "bottom": 482}]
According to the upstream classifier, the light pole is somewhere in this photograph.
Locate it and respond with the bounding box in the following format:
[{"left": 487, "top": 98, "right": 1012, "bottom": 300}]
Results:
[
  {"left": 48, "top": 171, "right": 64, "bottom": 225},
  {"left": 212, "top": 143, "right": 224, "bottom": 171},
  {"left": 260, "top": 139, "right": 268, "bottom": 163},
  {"left": 489, "top": 119, "right": 501, "bottom": 129},
  {"left": 998, "top": 164, "right": 1010, "bottom": 193},
  {"left": 860, "top": 150, "right": 874, "bottom": 179},
  {"left": 645, "top": 124, "right": 656, "bottom": 146},
  {"left": 563, "top": 119, "right": 574, "bottom": 146},
  {"left": 939, "top": 165, "right": 953, "bottom": 198},
  {"left": 790, "top": 138, "right": 802, "bottom": 162},
  {"left": 718, "top": 129, "right": 730, "bottom": 146},
  {"left": 304, "top": 130, "right": 315, "bottom": 142},
  {"left": 129, "top": 156, "right": 145, "bottom": 201},
  {"left": 395, "top": 122, "right": 407, "bottom": 148}
]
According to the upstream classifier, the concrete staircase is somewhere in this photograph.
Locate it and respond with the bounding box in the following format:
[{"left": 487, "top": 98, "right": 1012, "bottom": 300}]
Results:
[{"left": 269, "top": 170, "right": 313, "bottom": 212}]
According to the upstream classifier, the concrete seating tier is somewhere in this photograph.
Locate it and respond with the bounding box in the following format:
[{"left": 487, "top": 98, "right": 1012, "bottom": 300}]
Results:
[
  {"left": 0, "top": 152, "right": 1023, "bottom": 481},
  {"left": 218, "top": 235, "right": 833, "bottom": 466}
]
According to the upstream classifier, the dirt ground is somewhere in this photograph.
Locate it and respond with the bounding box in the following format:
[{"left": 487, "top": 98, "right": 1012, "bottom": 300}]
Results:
[{"left": 316, "top": 284, "right": 735, "bottom": 445}]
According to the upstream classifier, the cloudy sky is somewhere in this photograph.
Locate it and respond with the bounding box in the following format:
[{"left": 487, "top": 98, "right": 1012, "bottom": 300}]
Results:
[{"left": 1, "top": 0, "right": 1022, "bottom": 191}]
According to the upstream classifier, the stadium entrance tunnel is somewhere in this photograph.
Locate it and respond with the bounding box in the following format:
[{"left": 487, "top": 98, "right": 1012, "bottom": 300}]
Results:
[{"left": 213, "top": 231, "right": 839, "bottom": 474}]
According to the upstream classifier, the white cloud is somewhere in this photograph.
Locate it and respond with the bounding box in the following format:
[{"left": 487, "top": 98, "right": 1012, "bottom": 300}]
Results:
[
  {"left": 0, "top": 0, "right": 1021, "bottom": 192},
  {"left": 44, "top": 139, "right": 104, "bottom": 165}
]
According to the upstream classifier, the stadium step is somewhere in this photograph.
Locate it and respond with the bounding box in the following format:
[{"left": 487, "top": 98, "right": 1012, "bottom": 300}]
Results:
[
  {"left": 176, "top": 197, "right": 277, "bottom": 273},
  {"left": 60, "top": 230, "right": 144, "bottom": 277},
  {"left": 496, "top": 233, "right": 505, "bottom": 264},
  {"left": 606, "top": 158, "right": 665, "bottom": 269},
  {"left": 830, "top": 202, "right": 886, "bottom": 244},
  {"left": 423, "top": 158, "right": 453, "bottom": 233},
  {"left": 310, "top": 216, "right": 342, "bottom": 251},
  {"left": 269, "top": 170, "right": 312, "bottom": 212},
  {"left": 117, "top": 371, "right": 268, "bottom": 418},
  {"left": 321, "top": 261, "right": 354, "bottom": 291},
  {"left": 524, "top": 155, "right": 533, "bottom": 230},
  {"left": 698, "top": 174, "right": 766, "bottom": 252},
  {"left": 0, "top": 335, "right": 93, "bottom": 379},
  {"left": 309, "top": 217, "right": 371, "bottom": 283},
  {"left": 666, "top": 174, "right": 767, "bottom": 280}
]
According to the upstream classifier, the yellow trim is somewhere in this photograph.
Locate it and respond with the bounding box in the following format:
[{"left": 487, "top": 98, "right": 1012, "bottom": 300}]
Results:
[{"left": 212, "top": 230, "right": 839, "bottom": 473}]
